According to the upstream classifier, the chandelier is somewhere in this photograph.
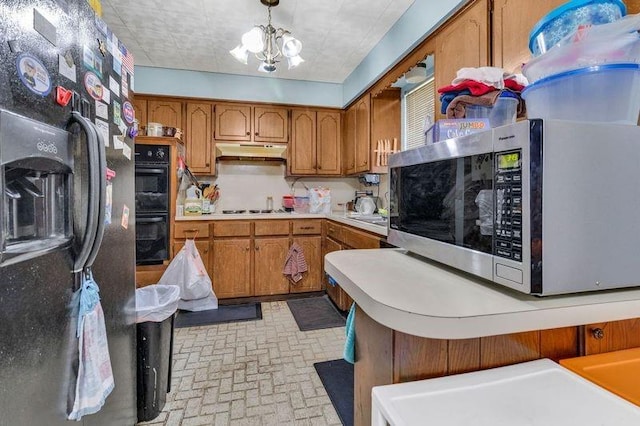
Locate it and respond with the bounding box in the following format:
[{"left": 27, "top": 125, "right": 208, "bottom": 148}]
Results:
[{"left": 229, "top": 0, "right": 303, "bottom": 73}]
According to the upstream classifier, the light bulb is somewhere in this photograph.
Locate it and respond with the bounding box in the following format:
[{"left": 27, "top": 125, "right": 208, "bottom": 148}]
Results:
[
  {"left": 287, "top": 55, "right": 304, "bottom": 70},
  {"left": 281, "top": 34, "right": 302, "bottom": 57},
  {"left": 242, "top": 27, "right": 265, "bottom": 53},
  {"left": 229, "top": 45, "right": 249, "bottom": 64}
]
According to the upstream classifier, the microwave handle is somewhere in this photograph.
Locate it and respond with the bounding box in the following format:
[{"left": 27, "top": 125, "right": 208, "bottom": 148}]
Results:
[
  {"left": 69, "top": 112, "right": 99, "bottom": 274},
  {"left": 83, "top": 120, "right": 107, "bottom": 272}
]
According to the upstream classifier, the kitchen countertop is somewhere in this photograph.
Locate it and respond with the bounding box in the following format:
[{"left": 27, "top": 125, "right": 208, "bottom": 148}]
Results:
[
  {"left": 324, "top": 249, "right": 640, "bottom": 339},
  {"left": 176, "top": 212, "right": 388, "bottom": 236}
]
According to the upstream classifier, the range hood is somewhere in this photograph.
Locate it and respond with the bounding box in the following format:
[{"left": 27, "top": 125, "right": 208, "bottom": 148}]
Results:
[{"left": 215, "top": 143, "right": 287, "bottom": 161}]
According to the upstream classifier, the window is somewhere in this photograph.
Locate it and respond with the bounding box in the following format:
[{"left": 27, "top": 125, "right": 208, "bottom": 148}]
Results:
[{"left": 403, "top": 77, "right": 435, "bottom": 151}]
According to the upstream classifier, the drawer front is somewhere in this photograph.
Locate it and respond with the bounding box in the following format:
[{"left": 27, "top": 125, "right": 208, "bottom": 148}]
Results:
[
  {"left": 292, "top": 219, "right": 322, "bottom": 235},
  {"left": 342, "top": 227, "right": 380, "bottom": 249},
  {"left": 213, "top": 221, "right": 251, "bottom": 237},
  {"left": 255, "top": 220, "right": 290, "bottom": 236},
  {"left": 326, "top": 221, "right": 343, "bottom": 242},
  {"left": 175, "top": 221, "right": 210, "bottom": 239}
]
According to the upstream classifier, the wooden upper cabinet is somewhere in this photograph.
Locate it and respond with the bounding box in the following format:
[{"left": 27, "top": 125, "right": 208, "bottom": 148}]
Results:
[
  {"left": 185, "top": 103, "right": 214, "bottom": 175},
  {"left": 290, "top": 109, "right": 317, "bottom": 175},
  {"left": 147, "top": 100, "right": 182, "bottom": 129},
  {"left": 132, "top": 97, "right": 147, "bottom": 127},
  {"left": 254, "top": 106, "right": 289, "bottom": 143},
  {"left": 492, "top": 0, "right": 566, "bottom": 73},
  {"left": 354, "top": 94, "right": 371, "bottom": 173},
  {"left": 214, "top": 103, "right": 252, "bottom": 141},
  {"left": 343, "top": 107, "right": 356, "bottom": 175},
  {"left": 434, "top": 0, "right": 489, "bottom": 119},
  {"left": 317, "top": 111, "right": 341, "bottom": 175}
]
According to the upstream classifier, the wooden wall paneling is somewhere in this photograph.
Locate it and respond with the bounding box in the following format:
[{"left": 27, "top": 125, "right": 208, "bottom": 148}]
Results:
[
  {"left": 392, "top": 332, "right": 447, "bottom": 383},
  {"left": 447, "top": 338, "right": 481, "bottom": 375},
  {"left": 539, "top": 327, "right": 580, "bottom": 361},
  {"left": 480, "top": 331, "right": 540, "bottom": 369},
  {"left": 434, "top": 0, "right": 490, "bottom": 119},
  {"left": 492, "top": 0, "right": 567, "bottom": 73},
  {"left": 354, "top": 307, "right": 393, "bottom": 426},
  {"left": 316, "top": 111, "right": 341, "bottom": 175},
  {"left": 584, "top": 319, "right": 640, "bottom": 355}
]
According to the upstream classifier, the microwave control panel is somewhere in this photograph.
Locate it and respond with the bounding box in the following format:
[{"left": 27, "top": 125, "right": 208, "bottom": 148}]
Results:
[{"left": 494, "top": 150, "right": 523, "bottom": 262}]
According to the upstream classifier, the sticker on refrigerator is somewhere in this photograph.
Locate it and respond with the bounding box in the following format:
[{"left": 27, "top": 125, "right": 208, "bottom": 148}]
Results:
[
  {"left": 95, "top": 100, "right": 108, "bottom": 120},
  {"left": 101, "top": 86, "right": 110, "bottom": 103},
  {"left": 112, "top": 54, "right": 121, "bottom": 76},
  {"left": 105, "top": 181, "right": 112, "bottom": 225},
  {"left": 113, "top": 100, "right": 121, "bottom": 124},
  {"left": 83, "top": 71, "right": 103, "bottom": 100},
  {"left": 122, "top": 142, "right": 131, "bottom": 160},
  {"left": 108, "top": 76, "right": 119, "bottom": 96},
  {"left": 95, "top": 16, "right": 109, "bottom": 37},
  {"left": 58, "top": 51, "right": 76, "bottom": 82},
  {"left": 121, "top": 74, "right": 129, "bottom": 98},
  {"left": 113, "top": 135, "right": 124, "bottom": 149},
  {"left": 121, "top": 205, "right": 129, "bottom": 229},
  {"left": 82, "top": 45, "right": 102, "bottom": 77},
  {"left": 122, "top": 101, "right": 135, "bottom": 124},
  {"left": 94, "top": 118, "right": 110, "bottom": 147},
  {"left": 16, "top": 53, "right": 51, "bottom": 96}
]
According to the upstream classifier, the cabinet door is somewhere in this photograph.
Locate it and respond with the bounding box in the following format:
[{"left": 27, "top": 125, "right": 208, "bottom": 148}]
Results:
[
  {"left": 493, "top": 0, "right": 566, "bottom": 73},
  {"left": 254, "top": 106, "right": 289, "bottom": 143},
  {"left": 147, "top": 100, "right": 183, "bottom": 129},
  {"left": 434, "top": 0, "right": 489, "bottom": 119},
  {"left": 290, "top": 236, "right": 322, "bottom": 293},
  {"left": 173, "top": 240, "right": 211, "bottom": 277},
  {"left": 324, "top": 237, "right": 342, "bottom": 306},
  {"left": 343, "top": 107, "right": 356, "bottom": 175},
  {"left": 212, "top": 239, "right": 252, "bottom": 298},
  {"left": 214, "top": 104, "right": 252, "bottom": 141},
  {"left": 355, "top": 94, "right": 371, "bottom": 173},
  {"left": 254, "top": 237, "right": 290, "bottom": 296},
  {"left": 317, "top": 111, "right": 341, "bottom": 175},
  {"left": 132, "top": 97, "right": 147, "bottom": 127},
  {"left": 185, "top": 103, "right": 214, "bottom": 175},
  {"left": 290, "top": 109, "right": 317, "bottom": 175}
]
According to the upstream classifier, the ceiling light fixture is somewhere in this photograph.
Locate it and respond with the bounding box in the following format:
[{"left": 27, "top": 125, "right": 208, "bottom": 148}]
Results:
[
  {"left": 230, "top": 0, "right": 303, "bottom": 73},
  {"left": 405, "top": 63, "right": 427, "bottom": 84}
]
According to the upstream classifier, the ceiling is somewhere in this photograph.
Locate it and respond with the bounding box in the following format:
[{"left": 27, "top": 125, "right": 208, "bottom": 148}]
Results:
[{"left": 100, "top": 0, "right": 416, "bottom": 84}]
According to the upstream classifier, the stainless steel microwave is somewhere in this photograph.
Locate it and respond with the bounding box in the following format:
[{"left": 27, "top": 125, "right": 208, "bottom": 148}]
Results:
[{"left": 388, "top": 120, "right": 640, "bottom": 295}]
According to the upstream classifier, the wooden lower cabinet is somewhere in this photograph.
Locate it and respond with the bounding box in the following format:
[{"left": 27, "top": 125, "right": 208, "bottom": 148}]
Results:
[
  {"left": 212, "top": 238, "right": 252, "bottom": 298},
  {"left": 254, "top": 237, "right": 290, "bottom": 296},
  {"left": 290, "top": 236, "right": 322, "bottom": 293},
  {"left": 353, "top": 307, "right": 640, "bottom": 426}
]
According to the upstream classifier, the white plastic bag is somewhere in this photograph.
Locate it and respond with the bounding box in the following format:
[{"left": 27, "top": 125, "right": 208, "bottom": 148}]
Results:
[
  {"left": 308, "top": 187, "right": 331, "bottom": 214},
  {"left": 158, "top": 240, "right": 218, "bottom": 311},
  {"left": 135, "top": 285, "right": 181, "bottom": 323}
]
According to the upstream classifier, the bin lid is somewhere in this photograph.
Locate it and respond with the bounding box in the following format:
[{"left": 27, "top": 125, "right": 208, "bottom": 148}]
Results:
[{"left": 560, "top": 347, "right": 640, "bottom": 407}]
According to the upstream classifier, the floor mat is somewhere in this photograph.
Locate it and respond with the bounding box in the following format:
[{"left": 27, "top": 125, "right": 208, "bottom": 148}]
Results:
[
  {"left": 314, "top": 359, "right": 354, "bottom": 426},
  {"left": 287, "top": 295, "right": 346, "bottom": 331},
  {"left": 175, "top": 303, "right": 262, "bottom": 328}
]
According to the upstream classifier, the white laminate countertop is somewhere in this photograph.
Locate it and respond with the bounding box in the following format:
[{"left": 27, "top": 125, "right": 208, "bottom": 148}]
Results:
[
  {"left": 324, "top": 249, "right": 640, "bottom": 339},
  {"left": 175, "top": 212, "right": 388, "bottom": 236}
]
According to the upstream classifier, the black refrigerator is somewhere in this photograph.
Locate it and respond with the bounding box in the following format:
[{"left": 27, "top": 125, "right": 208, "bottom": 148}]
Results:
[{"left": 0, "top": 0, "right": 137, "bottom": 424}]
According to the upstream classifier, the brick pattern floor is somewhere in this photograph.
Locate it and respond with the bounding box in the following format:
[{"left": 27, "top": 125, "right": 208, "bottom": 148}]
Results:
[{"left": 138, "top": 301, "right": 346, "bottom": 426}]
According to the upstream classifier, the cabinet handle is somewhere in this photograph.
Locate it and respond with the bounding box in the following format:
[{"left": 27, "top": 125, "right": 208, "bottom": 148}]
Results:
[
  {"left": 299, "top": 226, "right": 315, "bottom": 230},
  {"left": 255, "top": 132, "right": 259, "bottom": 136},
  {"left": 255, "top": 246, "right": 260, "bottom": 251},
  {"left": 205, "top": 162, "right": 210, "bottom": 167},
  {"left": 246, "top": 131, "right": 250, "bottom": 135},
  {"left": 318, "top": 165, "right": 322, "bottom": 170},
  {"left": 245, "top": 247, "right": 250, "bottom": 251},
  {"left": 591, "top": 327, "right": 605, "bottom": 339}
]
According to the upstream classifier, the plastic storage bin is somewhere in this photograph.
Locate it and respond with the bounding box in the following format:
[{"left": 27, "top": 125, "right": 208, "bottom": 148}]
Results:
[
  {"left": 521, "top": 63, "right": 640, "bottom": 124},
  {"left": 529, "top": 0, "right": 627, "bottom": 56},
  {"left": 465, "top": 95, "right": 518, "bottom": 128},
  {"left": 135, "top": 285, "right": 180, "bottom": 422},
  {"left": 560, "top": 347, "right": 640, "bottom": 407}
]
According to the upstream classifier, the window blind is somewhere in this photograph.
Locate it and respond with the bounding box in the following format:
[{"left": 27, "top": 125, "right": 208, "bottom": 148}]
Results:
[{"left": 404, "top": 77, "right": 435, "bottom": 151}]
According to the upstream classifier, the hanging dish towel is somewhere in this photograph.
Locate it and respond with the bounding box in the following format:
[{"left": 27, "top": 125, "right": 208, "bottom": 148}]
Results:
[
  {"left": 68, "top": 272, "right": 115, "bottom": 421},
  {"left": 343, "top": 303, "right": 356, "bottom": 364},
  {"left": 283, "top": 242, "right": 308, "bottom": 283}
]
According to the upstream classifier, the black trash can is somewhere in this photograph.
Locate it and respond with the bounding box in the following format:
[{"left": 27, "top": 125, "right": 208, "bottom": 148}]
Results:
[{"left": 135, "top": 285, "right": 180, "bottom": 422}]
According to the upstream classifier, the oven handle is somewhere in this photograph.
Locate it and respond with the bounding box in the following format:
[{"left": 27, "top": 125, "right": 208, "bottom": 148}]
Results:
[
  {"left": 137, "top": 217, "right": 165, "bottom": 223},
  {"left": 69, "top": 112, "right": 99, "bottom": 274},
  {"left": 135, "top": 168, "right": 166, "bottom": 175},
  {"left": 83, "top": 118, "right": 107, "bottom": 272}
]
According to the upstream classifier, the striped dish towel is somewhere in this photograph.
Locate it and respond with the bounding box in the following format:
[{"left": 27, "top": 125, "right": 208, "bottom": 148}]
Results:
[{"left": 283, "top": 242, "right": 308, "bottom": 283}]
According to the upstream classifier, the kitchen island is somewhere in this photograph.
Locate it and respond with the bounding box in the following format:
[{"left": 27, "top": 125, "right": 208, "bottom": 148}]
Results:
[{"left": 325, "top": 249, "right": 640, "bottom": 426}]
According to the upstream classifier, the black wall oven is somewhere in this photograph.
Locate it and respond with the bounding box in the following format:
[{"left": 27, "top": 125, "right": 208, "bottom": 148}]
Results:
[{"left": 135, "top": 144, "right": 170, "bottom": 265}]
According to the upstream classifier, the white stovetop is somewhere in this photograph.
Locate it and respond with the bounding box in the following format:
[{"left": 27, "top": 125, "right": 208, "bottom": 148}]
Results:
[{"left": 325, "top": 249, "right": 640, "bottom": 339}]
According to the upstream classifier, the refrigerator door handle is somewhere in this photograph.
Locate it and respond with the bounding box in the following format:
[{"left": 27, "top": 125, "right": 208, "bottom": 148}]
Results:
[
  {"left": 69, "top": 112, "right": 99, "bottom": 273},
  {"left": 83, "top": 121, "right": 107, "bottom": 271}
]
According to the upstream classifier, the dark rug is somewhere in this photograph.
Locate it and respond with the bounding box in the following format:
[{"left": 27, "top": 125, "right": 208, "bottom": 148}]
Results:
[
  {"left": 314, "top": 359, "right": 354, "bottom": 426},
  {"left": 287, "top": 295, "right": 346, "bottom": 331},
  {"left": 175, "top": 303, "right": 262, "bottom": 328}
]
